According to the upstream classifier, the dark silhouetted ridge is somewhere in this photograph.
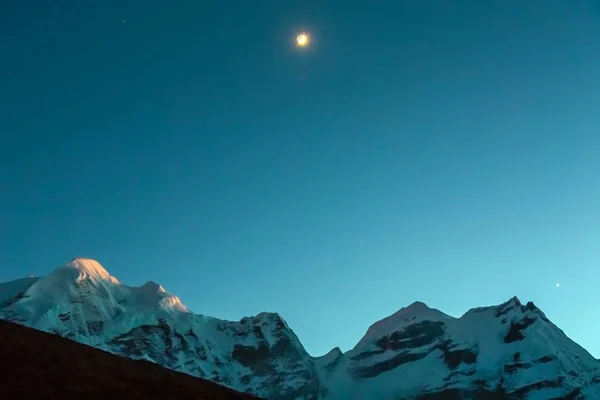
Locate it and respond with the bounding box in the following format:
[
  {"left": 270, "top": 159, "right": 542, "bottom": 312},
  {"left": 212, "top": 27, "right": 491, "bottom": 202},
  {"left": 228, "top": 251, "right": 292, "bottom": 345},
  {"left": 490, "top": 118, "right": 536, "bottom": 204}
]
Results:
[{"left": 0, "top": 319, "right": 261, "bottom": 400}]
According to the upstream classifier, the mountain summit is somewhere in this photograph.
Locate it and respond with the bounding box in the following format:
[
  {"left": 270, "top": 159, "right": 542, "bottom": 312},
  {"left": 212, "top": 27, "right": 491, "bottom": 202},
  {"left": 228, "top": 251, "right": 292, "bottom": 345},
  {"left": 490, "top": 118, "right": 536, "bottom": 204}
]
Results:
[
  {"left": 355, "top": 301, "right": 452, "bottom": 349},
  {"left": 1, "top": 259, "right": 599, "bottom": 399}
]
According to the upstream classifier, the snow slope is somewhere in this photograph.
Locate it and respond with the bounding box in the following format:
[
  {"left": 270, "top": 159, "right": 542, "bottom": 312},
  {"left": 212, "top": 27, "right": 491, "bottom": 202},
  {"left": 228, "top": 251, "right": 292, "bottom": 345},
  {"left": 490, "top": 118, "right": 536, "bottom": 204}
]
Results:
[
  {"left": 0, "top": 276, "right": 39, "bottom": 307},
  {"left": 1, "top": 258, "right": 599, "bottom": 400}
]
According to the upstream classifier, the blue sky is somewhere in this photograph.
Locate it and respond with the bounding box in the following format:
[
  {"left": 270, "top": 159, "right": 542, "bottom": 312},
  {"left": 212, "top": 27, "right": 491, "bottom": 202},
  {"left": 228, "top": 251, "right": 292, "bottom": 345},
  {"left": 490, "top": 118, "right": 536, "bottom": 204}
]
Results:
[{"left": 1, "top": 1, "right": 599, "bottom": 357}]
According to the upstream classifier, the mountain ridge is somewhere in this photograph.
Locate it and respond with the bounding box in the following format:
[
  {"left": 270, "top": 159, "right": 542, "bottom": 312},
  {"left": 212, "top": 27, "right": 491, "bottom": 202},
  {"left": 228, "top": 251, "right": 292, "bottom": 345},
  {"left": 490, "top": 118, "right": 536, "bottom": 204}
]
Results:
[{"left": 1, "top": 258, "right": 599, "bottom": 399}]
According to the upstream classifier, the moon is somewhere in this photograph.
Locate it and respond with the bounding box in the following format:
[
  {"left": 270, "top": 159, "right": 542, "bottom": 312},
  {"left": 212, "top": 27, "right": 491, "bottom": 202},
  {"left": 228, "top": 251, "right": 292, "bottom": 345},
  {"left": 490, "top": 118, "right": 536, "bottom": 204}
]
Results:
[
  {"left": 556, "top": 283, "right": 560, "bottom": 288},
  {"left": 296, "top": 33, "right": 309, "bottom": 47}
]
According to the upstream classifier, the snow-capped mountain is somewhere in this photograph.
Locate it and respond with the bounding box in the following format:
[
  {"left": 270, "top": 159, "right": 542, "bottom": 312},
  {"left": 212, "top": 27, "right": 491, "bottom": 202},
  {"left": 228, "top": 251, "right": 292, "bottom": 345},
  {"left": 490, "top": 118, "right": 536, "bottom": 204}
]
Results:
[{"left": 1, "top": 258, "right": 599, "bottom": 399}]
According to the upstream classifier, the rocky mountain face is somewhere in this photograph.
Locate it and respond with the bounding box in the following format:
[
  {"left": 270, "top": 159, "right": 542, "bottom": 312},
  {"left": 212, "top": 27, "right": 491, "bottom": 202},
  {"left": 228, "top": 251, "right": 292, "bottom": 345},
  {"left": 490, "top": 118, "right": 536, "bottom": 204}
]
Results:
[{"left": 1, "top": 258, "right": 599, "bottom": 399}]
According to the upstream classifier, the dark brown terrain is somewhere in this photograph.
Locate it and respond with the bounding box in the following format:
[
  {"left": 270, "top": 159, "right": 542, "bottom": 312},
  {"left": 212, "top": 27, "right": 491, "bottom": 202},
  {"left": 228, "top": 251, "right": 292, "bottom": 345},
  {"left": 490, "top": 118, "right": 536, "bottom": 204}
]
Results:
[{"left": 0, "top": 319, "right": 261, "bottom": 400}]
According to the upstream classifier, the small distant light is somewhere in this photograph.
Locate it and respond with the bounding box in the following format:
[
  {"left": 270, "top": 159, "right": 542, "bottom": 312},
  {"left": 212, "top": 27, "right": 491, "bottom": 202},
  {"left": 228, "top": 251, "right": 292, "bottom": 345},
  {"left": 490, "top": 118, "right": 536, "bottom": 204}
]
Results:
[
  {"left": 556, "top": 283, "right": 560, "bottom": 288},
  {"left": 296, "top": 33, "right": 309, "bottom": 47}
]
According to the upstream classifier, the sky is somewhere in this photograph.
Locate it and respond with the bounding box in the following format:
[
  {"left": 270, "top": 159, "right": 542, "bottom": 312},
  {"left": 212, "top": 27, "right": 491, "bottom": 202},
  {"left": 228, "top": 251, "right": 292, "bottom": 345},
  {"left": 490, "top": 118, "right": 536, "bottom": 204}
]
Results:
[{"left": 1, "top": 1, "right": 599, "bottom": 358}]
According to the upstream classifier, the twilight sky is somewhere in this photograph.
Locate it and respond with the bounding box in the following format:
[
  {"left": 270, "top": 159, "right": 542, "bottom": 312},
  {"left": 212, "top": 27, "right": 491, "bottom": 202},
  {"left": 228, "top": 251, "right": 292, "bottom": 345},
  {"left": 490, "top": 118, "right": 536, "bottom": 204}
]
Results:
[{"left": 1, "top": 1, "right": 599, "bottom": 357}]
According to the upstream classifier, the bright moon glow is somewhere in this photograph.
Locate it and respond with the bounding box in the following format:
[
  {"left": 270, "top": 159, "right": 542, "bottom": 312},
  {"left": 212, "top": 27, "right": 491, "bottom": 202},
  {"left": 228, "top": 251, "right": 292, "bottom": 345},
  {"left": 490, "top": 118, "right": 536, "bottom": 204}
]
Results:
[
  {"left": 556, "top": 283, "right": 560, "bottom": 287},
  {"left": 296, "top": 33, "right": 309, "bottom": 47}
]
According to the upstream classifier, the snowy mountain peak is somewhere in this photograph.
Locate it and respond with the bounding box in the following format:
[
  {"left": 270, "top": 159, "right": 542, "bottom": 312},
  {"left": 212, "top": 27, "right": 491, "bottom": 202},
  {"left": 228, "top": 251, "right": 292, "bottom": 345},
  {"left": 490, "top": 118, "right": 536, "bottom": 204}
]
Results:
[
  {"left": 401, "top": 301, "right": 433, "bottom": 314},
  {"left": 493, "top": 296, "right": 530, "bottom": 317},
  {"left": 355, "top": 301, "right": 453, "bottom": 348},
  {"left": 21, "top": 258, "right": 118, "bottom": 304},
  {"left": 65, "top": 258, "right": 119, "bottom": 284},
  {"left": 131, "top": 285, "right": 188, "bottom": 313},
  {"left": 254, "top": 311, "right": 285, "bottom": 324},
  {"left": 502, "top": 295, "right": 522, "bottom": 309},
  {"left": 139, "top": 280, "right": 166, "bottom": 293}
]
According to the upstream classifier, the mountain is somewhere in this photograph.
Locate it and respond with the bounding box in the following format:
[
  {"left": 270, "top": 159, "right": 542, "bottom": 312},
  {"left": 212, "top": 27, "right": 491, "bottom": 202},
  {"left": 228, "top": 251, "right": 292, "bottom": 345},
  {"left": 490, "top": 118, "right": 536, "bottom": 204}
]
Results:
[
  {"left": 1, "top": 258, "right": 599, "bottom": 399},
  {"left": 0, "top": 318, "right": 260, "bottom": 400}
]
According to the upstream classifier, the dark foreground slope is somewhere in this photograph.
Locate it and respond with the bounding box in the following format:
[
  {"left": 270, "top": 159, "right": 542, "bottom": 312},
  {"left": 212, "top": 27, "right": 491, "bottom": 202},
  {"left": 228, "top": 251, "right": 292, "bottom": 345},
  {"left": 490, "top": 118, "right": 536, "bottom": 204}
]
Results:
[{"left": 0, "top": 320, "right": 261, "bottom": 400}]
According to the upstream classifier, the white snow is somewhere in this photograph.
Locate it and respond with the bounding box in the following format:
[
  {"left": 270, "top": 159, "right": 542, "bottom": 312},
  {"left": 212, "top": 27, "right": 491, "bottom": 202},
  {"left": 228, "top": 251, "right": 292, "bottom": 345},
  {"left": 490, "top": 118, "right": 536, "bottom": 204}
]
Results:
[
  {"left": 1, "top": 258, "right": 599, "bottom": 399},
  {"left": 355, "top": 301, "right": 454, "bottom": 349},
  {"left": 0, "top": 276, "right": 38, "bottom": 305}
]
